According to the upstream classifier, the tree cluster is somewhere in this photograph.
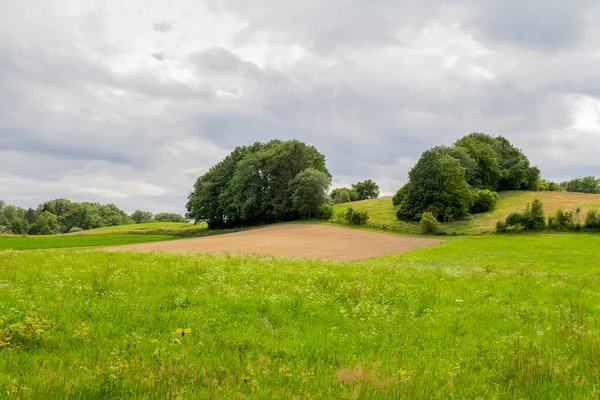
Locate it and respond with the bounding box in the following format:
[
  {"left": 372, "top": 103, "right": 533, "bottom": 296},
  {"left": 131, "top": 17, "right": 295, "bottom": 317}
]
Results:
[
  {"left": 0, "top": 199, "right": 186, "bottom": 235},
  {"left": 559, "top": 176, "right": 600, "bottom": 194},
  {"left": 186, "top": 140, "right": 331, "bottom": 228},
  {"left": 331, "top": 180, "right": 380, "bottom": 204},
  {"left": 395, "top": 133, "right": 541, "bottom": 221}
]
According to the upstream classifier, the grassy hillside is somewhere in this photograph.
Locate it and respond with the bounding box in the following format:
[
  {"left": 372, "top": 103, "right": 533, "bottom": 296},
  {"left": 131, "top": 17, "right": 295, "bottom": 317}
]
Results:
[
  {"left": 71, "top": 222, "right": 208, "bottom": 236},
  {"left": 333, "top": 191, "right": 600, "bottom": 233},
  {"left": 2, "top": 234, "right": 600, "bottom": 398}
]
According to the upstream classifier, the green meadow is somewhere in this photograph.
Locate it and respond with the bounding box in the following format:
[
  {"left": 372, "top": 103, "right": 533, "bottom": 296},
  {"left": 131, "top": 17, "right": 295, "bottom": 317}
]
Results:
[
  {"left": 2, "top": 234, "right": 600, "bottom": 398},
  {"left": 0, "top": 234, "right": 175, "bottom": 250}
]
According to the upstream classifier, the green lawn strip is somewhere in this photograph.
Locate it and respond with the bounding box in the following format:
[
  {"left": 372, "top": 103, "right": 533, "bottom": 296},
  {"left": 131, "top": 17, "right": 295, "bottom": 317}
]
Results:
[
  {"left": 1, "top": 235, "right": 600, "bottom": 398},
  {"left": 0, "top": 234, "right": 177, "bottom": 250}
]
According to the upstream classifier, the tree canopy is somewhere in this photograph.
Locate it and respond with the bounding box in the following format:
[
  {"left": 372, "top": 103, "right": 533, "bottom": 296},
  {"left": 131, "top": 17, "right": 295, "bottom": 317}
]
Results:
[
  {"left": 352, "top": 180, "right": 380, "bottom": 200},
  {"left": 395, "top": 133, "right": 541, "bottom": 221},
  {"left": 397, "top": 148, "right": 474, "bottom": 221},
  {"left": 560, "top": 176, "right": 600, "bottom": 194},
  {"left": 0, "top": 198, "right": 186, "bottom": 235},
  {"left": 186, "top": 139, "right": 330, "bottom": 228}
]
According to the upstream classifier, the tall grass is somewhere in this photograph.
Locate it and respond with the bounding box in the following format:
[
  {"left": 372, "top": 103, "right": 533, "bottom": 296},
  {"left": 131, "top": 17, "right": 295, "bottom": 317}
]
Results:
[{"left": 2, "top": 234, "right": 600, "bottom": 398}]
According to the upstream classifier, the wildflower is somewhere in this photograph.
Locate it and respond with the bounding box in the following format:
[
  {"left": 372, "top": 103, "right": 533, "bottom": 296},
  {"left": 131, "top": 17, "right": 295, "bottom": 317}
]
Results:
[
  {"left": 149, "top": 339, "right": 159, "bottom": 343},
  {"left": 399, "top": 366, "right": 408, "bottom": 375}
]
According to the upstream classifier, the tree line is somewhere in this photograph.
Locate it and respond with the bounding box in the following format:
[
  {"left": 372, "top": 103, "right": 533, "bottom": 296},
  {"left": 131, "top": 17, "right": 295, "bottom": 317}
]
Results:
[
  {"left": 186, "top": 139, "right": 333, "bottom": 228},
  {"left": 0, "top": 199, "right": 186, "bottom": 235}
]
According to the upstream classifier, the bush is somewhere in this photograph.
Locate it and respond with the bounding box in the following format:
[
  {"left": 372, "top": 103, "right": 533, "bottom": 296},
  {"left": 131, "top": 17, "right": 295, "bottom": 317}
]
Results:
[
  {"left": 68, "top": 227, "right": 83, "bottom": 233},
  {"left": 548, "top": 209, "right": 575, "bottom": 230},
  {"left": 527, "top": 199, "right": 546, "bottom": 230},
  {"left": 420, "top": 212, "right": 442, "bottom": 235},
  {"left": 470, "top": 189, "right": 499, "bottom": 214},
  {"left": 495, "top": 221, "right": 508, "bottom": 233},
  {"left": 317, "top": 204, "right": 334, "bottom": 220},
  {"left": 505, "top": 211, "right": 523, "bottom": 228},
  {"left": 585, "top": 209, "right": 600, "bottom": 229},
  {"left": 339, "top": 208, "right": 369, "bottom": 225}
]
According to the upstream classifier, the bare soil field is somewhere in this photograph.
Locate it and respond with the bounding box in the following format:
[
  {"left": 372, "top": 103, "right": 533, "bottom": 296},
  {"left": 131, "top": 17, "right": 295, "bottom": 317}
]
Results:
[{"left": 108, "top": 224, "right": 443, "bottom": 261}]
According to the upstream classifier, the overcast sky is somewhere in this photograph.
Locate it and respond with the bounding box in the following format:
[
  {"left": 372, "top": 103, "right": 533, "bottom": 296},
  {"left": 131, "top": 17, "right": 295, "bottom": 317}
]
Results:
[{"left": 2, "top": 1, "right": 600, "bottom": 214}]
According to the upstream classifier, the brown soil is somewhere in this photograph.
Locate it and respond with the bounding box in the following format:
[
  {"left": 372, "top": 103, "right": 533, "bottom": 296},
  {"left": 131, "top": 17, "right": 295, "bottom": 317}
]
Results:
[{"left": 107, "top": 224, "right": 443, "bottom": 261}]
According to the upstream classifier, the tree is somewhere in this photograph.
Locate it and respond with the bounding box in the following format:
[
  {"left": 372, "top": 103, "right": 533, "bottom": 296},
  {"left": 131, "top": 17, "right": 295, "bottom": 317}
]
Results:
[
  {"left": 560, "top": 176, "right": 600, "bottom": 194},
  {"left": 10, "top": 218, "right": 29, "bottom": 235},
  {"left": 397, "top": 148, "right": 474, "bottom": 221},
  {"left": 352, "top": 180, "right": 380, "bottom": 200},
  {"left": 331, "top": 188, "right": 359, "bottom": 203},
  {"left": 131, "top": 210, "right": 153, "bottom": 225},
  {"left": 29, "top": 211, "right": 59, "bottom": 235},
  {"left": 288, "top": 168, "right": 331, "bottom": 219},
  {"left": 154, "top": 213, "right": 187, "bottom": 223},
  {"left": 186, "top": 139, "right": 330, "bottom": 228}
]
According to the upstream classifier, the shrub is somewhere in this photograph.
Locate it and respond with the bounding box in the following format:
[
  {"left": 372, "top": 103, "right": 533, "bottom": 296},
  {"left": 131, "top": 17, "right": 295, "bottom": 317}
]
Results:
[
  {"left": 585, "top": 209, "right": 600, "bottom": 229},
  {"left": 68, "top": 227, "right": 83, "bottom": 233},
  {"left": 505, "top": 212, "right": 523, "bottom": 228},
  {"left": 495, "top": 221, "right": 508, "bottom": 233},
  {"left": 317, "top": 204, "right": 334, "bottom": 220},
  {"left": 470, "top": 189, "right": 499, "bottom": 214},
  {"left": 521, "top": 199, "right": 545, "bottom": 231},
  {"left": 339, "top": 208, "right": 369, "bottom": 225},
  {"left": 420, "top": 212, "right": 441, "bottom": 235},
  {"left": 548, "top": 209, "right": 575, "bottom": 230}
]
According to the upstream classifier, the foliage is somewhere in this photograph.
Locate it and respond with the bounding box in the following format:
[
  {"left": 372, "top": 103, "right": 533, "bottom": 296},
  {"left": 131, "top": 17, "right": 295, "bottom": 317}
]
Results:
[
  {"left": 316, "top": 204, "right": 334, "bottom": 220},
  {"left": 505, "top": 211, "right": 524, "bottom": 228},
  {"left": 131, "top": 210, "right": 154, "bottom": 224},
  {"left": 495, "top": 220, "right": 508, "bottom": 233},
  {"left": 560, "top": 176, "right": 600, "bottom": 194},
  {"left": 585, "top": 209, "right": 600, "bottom": 229},
  {"left": 526, "top": 199, "right": 546, "bottom": 230},
  {"left": 536, "top": 179, "right": 565, "bottom": 192},
  {"left": 153, "top": 213, "right": 187, "bottom": 223},
  {"left": 419, "top": 212, "right": 442, "bottom": 235},
  {"left": 503, "top": 200, "right": 546, "bottom": 231},
  {"left": 351, "top": 180, "right": 380, "bottom": 200},
  {"left": 397, "top": 148, "right": 474, "bottom": 221},
  {"left": 547, "top": 209, "right": 576, "bottom": 230},
  {"left": 68, "top": 227, "right": 83, "bottom": 233},
  {"left": 470, "top": 189, "right": 499, "bottom": 214},
  {"left": 28, "top": 211, "right": 60, "bottom": 235},
  {"left": 9, "top": 218, "right": 29, "bottom": 235},
  {"left": 454, "top": 133, "right": 539, "bottom": 191},
  {"left": 338, "top": 207, "right": 369, "bottom": 225},
  {"left": 331, "top": 188, "right": 358, "bottom": 204},
  {"left": 289, "top": 168, "right": 331, "bottom": 219},
  {"left": 392, "top": 185, "right": 406, "bottom": 207},
  {"left": 186, "top": 140, "right": 329, "bottom": 227}
]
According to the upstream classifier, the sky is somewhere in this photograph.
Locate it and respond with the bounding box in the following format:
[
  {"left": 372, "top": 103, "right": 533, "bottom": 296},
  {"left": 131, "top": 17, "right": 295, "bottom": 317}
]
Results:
[{"left": 1, "top": 0, "right": 600, "bottom": 214}]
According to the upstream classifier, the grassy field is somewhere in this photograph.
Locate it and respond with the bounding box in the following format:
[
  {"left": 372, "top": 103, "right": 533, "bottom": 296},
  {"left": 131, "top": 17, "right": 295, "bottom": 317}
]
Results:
[
  {"left": 2, "top": 234, "right": 600, "bottom": 398},
  {"left": 71, "top": 222, "right": 208, "bottom": 236},
  {"left": 0, "top": 234, "right": 176, "bottom": 250},
  {"left": 334, "top": 191, "right": 600, "bottom": 234}
]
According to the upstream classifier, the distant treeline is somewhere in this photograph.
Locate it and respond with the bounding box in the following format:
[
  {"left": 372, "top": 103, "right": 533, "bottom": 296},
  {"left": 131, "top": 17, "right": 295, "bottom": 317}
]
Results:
[
  {"left": 559, "top": 176, "right": 600, "bottom": 194},
  {"left": 0, "top": 199, "right": 186, "bottom": 235}
]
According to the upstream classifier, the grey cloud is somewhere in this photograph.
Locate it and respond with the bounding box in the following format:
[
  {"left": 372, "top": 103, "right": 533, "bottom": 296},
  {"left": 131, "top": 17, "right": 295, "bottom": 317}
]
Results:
[
  {"left": 465, "top": 1, "right": 594, "bottom": 51},
  {"left": 1, "top": 0, "right": 600, "bottom": 213},
  {"left": 153, "top": 22, "right": 172, "bottom": 33}
]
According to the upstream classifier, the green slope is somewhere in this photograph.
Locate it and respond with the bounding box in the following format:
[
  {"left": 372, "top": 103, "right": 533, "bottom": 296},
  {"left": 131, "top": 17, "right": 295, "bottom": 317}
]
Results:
[{"left": 333, "top": 191, "right": 600, "bottom": 233}]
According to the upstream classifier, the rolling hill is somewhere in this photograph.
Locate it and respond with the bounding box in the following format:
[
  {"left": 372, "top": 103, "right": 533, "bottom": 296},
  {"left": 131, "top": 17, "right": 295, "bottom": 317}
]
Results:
[{"left": 332, "top": 191, "right": 600, "bottom": 233}]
